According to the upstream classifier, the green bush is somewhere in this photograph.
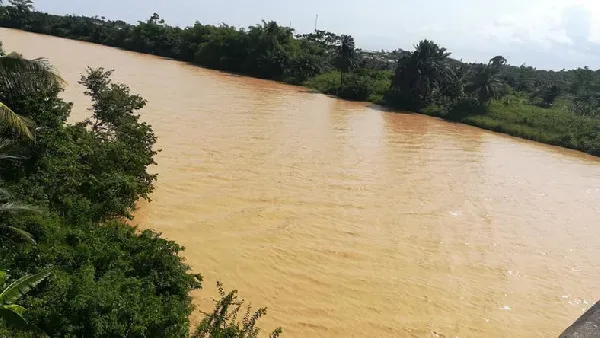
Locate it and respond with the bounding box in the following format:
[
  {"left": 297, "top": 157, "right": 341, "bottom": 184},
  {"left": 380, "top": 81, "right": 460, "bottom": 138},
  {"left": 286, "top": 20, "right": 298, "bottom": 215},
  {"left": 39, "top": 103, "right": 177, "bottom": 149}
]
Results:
[
  {"left": 304, "top": 71, "right": 340, "bottom": 96},
  {"left": 0, "top": 214, "right": 201, "bottom": 337},
  {"left": 305, "top": 70, "right": 391, "bottom": 103},
  {"left": 339, "top": 73, "right": 374, "bottom": 101},
  {"left": 0, "top": 67, "right": 202, "bottom": 337},
  {"left": 192, "top": 282, "right": 281, "bottom": 338}
]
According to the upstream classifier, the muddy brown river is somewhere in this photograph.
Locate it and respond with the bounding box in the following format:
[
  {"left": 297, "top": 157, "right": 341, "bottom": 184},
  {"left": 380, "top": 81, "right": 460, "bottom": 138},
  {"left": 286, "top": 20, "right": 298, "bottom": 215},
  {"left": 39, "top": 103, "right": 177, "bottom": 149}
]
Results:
[{"left": 3, "top": 28, "right": 600, "bottom": 337}]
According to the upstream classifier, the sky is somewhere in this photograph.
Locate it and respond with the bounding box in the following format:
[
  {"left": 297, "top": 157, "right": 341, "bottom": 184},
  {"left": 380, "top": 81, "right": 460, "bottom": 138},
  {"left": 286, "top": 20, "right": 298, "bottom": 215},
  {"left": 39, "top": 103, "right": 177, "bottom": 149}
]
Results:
[{"left": 33, "top": 0, "right": 600, "bottom": 70}]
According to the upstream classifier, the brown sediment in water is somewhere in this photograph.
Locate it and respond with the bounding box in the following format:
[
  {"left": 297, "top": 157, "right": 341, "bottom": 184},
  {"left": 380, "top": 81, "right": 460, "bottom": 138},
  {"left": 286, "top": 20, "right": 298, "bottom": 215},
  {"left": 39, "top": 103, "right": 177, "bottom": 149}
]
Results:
[{"left": 4, "top": 28, "right": 600, "bottom": 337}]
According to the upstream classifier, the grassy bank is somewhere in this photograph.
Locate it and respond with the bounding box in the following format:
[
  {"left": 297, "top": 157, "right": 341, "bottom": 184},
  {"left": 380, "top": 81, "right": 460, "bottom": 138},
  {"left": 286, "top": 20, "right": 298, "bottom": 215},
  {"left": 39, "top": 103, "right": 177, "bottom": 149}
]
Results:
[{"left": 421, "top": 98, "right": 600, "bottom": 156}]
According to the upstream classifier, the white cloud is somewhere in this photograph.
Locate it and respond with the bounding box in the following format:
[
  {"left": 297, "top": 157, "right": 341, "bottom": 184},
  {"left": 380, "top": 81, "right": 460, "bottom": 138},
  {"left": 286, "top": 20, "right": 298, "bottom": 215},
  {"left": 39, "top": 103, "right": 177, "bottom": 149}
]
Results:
[{"left": 32, "top": 0, "right": 600, "bottom": 69}]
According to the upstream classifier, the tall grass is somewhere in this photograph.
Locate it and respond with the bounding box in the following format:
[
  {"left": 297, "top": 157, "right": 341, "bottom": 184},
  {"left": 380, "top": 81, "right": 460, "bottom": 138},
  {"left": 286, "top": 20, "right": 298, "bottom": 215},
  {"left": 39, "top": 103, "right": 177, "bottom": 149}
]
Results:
[{"left": 423, "top": 99, "right": 600, "bottom": 156}]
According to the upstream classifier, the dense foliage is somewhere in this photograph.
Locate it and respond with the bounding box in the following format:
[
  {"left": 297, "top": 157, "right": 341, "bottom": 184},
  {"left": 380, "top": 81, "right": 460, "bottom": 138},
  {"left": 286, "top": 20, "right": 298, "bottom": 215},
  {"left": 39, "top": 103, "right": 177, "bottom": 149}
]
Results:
[
  {"left": 1, "top": 3, "right": 598, "bottom": 156},
  {"left": 0, "top": 60, "right": 201, "bottom": 336},
  {"left": 0, "top": 6, "right": 392, "bottom": 100},
  {"left": 0, "top": 43, "right": 278, "bottom": 338},
  {"left": 0, "top": 268, "right": 50, "bottom": 333}
]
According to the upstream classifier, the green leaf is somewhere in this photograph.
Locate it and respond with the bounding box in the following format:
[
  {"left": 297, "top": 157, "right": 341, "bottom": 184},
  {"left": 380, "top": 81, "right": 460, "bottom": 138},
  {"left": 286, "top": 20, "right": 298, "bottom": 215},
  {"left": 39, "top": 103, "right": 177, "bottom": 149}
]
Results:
[
  {"left": 0, "top": 102, "right": 33, "bottom": 140},
  {"left": 0, "top": 271, "right": 6, "bottom": 288},
  {"left": 0, "top": 269, "right": 51, "bottom": 305},
  {"left": 4, "top": 226, "right": 36, "bottom": 244},
  {"left": 0, "top": 306, "right": 28, "bottom": 329},
  {"left": 0, "top": 54, "right": 65, "bottom": 95},
  {"left": 1, "top": 306, "right": 49, "bottom": 337},
  {"left": 3, "top": 304, "right": 25, "bottom": 316}
]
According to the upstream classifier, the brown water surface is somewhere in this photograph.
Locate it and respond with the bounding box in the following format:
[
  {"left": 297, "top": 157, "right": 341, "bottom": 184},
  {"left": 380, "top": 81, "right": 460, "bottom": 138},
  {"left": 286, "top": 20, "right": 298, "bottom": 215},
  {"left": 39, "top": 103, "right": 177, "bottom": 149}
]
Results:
[{"left": 3, "top": 28, "right": 600, "bottom": 337}]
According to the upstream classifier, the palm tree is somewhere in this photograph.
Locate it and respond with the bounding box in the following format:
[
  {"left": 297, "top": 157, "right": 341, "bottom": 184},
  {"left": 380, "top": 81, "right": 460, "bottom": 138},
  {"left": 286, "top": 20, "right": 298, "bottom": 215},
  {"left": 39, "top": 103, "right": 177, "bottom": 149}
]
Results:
[
  {"left": 410, "top": 40, "right": 454, "bottom": 97},
  {"left": 335, "top": 35, "right": 357, "bottom": 87},
  {"left": 465, "top": 66, "right": 503, "bottom": 105},
  {"left": 0, "top": 52, "right": 64, "bottom": 140},
  {"left": 0, "top": 268, "right": 50, "bottom": 331},
  {"left": 0, "top": 55, "right": 60, "bottom": 246},
  {"left": 388, "top": 40, "right": 455, "bottom": 109},
  {"left": 0, "top": 103, "right": 32, "bottom": 140}
]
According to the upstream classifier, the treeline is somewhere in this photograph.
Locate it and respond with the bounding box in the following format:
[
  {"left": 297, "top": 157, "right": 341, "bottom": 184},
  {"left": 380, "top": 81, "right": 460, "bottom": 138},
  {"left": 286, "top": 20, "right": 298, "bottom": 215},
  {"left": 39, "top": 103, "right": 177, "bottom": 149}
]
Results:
[
  {"left": 2, "top": 4, "right": 599, "bottom": 156},
  {"left": 0, "top": 5, "right": 399, "bottom": 102}
]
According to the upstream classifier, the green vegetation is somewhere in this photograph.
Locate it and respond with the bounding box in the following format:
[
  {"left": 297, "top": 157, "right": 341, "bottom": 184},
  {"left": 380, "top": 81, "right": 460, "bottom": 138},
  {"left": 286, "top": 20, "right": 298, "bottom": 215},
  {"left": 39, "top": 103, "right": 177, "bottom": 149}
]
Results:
[
  {"left": 192, "top": 282, "right": 282, "bottom": 338},
  {"left": 2, "top": 2, "right": 598, "bottom": 156},
  {"left": 305, "top": 70, "right": 392, "bottom": 103},
  {"left": 0, "top": 50, "right": 200, "bottom": 336},
  {"left": 0, "top": 268, "right": 50, "bottom": 333},
  {"left": 0, "top": 4, "right": 280, "bottom": 336},
  {"left": 0, "top": 0, "right": 599, "bottom": 334}
]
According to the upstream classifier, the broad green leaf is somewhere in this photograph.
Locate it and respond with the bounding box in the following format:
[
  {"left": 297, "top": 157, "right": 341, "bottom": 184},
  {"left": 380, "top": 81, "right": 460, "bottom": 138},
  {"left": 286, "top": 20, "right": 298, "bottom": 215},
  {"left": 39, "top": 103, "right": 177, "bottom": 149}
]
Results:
[
  {"left": 3, "top": 304, "right": 26, "bottom": 315},
  {"left": 0, "top": 306, "right": 28, "bottom": 329},
  {"left": 0, "top": 269, "right": 51, "bottom": 305}
]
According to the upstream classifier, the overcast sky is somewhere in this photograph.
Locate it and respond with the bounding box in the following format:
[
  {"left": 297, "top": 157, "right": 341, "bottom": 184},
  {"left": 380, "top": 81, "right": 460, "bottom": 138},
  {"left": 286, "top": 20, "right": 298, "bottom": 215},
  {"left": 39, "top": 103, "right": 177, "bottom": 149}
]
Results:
[{"left": 33, "top": 0, "right": 600, "bottom": 70}]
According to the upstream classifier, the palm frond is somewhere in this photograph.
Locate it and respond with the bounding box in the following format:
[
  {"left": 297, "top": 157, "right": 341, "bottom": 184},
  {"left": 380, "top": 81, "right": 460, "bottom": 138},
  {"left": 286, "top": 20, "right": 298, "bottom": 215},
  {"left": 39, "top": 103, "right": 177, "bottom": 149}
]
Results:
[
  {"left": 0, "top": 268, "right": 51, "bottom": 306},
  {"left": 0, "top": 137, "right": 26, "bottom": 161},
  {"left": 0, "top": 271, "right": 6, "bottom": 287},
  {"left": 2, "top": 226, "right": 36, "bottom": 244},
  {"left": 0, "top": 54, "right": 65, "bottom": 95},
  {"left": 0, "top": 152, "right": 25, "bottom": 161},
  {"left": 0, "top": 102, "right": 33, "bottom": 139},
  {"left": 0, "top": 202, "right": 38, "bottom": 213}
]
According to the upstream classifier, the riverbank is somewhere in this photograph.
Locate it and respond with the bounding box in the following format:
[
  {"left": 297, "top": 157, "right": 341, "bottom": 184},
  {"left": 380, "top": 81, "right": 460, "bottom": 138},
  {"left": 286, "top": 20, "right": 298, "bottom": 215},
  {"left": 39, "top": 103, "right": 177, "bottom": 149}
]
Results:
[
  {"left": 306, "top": 71, "right": 600, "bottom": 157},
  {"left": 422, "top": 100, "right": 600, "bottom": 157},
  {"left": 1, "top": 9, "right": 598, "bottom": 157},
  {"left": 5, "top": 27, "right": 599, "bottom": 337}
]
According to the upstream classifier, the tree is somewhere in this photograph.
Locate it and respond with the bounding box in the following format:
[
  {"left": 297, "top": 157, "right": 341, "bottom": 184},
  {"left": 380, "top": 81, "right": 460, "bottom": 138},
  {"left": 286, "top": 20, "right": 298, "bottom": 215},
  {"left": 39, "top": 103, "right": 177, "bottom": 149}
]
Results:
[
  {"left": 540, "top": 84, "right": 561, "bottom": 107},
  {"left": 387, "top": 39, "right": 456, "bottom": 110},
  {"left": 465, "top": 65, "right": 503, "bottom": 105},
  {"left": 6, "top": 0, "right": 33, "bottom": 13},
  {"left": 0, "top": 53, "right": 64, "bottom": 140},
  {"left": 335, "top": 35, "right": 357, "bottom": 87},
  {"left": 245, "top": 21, "right": 293, "bottom": 79},
  {"left": 489, "top": 55, "right": 507, "bottom": 68},
  {"left": 0, "top": 268, "right": 50, "bottom": 331},
  {"left": 569, "top": 67, "right": 600, "bottom": 116}
]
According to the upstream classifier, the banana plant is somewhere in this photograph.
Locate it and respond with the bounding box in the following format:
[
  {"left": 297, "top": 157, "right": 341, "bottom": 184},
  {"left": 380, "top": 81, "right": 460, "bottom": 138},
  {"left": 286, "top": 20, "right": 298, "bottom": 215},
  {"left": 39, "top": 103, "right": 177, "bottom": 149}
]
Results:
[{"left": 0, "top": 269, "right": 50, "bottom": 331}]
